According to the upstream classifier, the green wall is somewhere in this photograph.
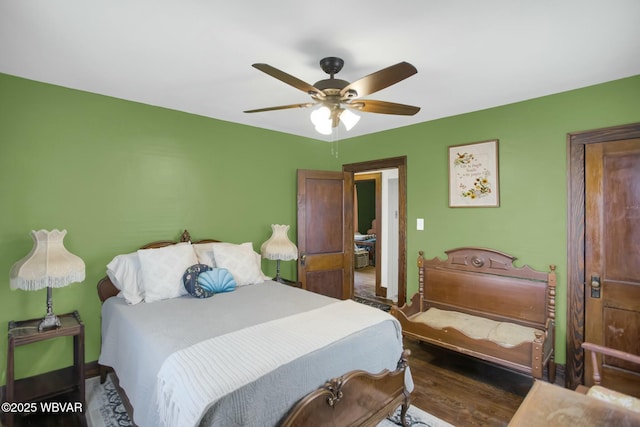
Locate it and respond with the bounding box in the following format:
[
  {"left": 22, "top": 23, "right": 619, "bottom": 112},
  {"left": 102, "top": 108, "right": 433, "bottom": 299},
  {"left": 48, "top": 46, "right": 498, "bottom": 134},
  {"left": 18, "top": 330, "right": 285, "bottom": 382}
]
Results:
[
  {"left": 355, "top": 180, "right": 376, "bottom": 234},
  {"left": 0, "top": 73, "right": 335, "bottom": 383},
  {"left": 1, "top": 72, "right": 639, "bottom": 384},
  {"left": 338, "top": 74, "right": 640, "bottom": 364}
]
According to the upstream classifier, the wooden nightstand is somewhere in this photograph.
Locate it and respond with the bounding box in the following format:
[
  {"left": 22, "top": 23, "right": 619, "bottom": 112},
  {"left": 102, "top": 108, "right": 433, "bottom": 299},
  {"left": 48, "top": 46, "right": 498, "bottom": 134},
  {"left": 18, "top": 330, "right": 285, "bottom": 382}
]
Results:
[{"left": 4, "top": 311, "right": 85, "bottom": 427}]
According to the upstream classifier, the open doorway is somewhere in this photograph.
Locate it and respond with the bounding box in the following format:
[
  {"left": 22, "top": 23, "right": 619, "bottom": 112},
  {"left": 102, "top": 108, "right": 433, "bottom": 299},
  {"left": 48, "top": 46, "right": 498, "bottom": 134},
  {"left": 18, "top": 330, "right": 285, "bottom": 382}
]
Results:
[
  {"left": 343, "top": 156, "right": 407, "bottom": 306},
  {"left": 354, "top": 173, "right": 382, "bottom": 300}
]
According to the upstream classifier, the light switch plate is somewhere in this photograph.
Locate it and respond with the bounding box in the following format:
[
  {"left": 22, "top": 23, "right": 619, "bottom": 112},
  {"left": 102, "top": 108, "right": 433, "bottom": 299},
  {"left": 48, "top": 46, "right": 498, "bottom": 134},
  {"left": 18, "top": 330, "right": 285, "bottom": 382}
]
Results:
[{"left": 417, "top": 218, "right": 424, "bottom": 230}]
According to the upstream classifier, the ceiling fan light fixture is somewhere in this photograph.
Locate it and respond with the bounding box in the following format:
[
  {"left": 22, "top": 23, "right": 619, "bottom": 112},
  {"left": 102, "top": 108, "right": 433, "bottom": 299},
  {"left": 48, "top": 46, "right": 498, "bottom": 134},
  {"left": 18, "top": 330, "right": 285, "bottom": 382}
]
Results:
[
  {"left": 339, "top": 109, "right": 360, "bottom": 131},
  {"left": 310, "top": 106, "right": 332, "bottom": 135},
  {"left": 314, "top": 122, "right": 332, "bottom": 135}
]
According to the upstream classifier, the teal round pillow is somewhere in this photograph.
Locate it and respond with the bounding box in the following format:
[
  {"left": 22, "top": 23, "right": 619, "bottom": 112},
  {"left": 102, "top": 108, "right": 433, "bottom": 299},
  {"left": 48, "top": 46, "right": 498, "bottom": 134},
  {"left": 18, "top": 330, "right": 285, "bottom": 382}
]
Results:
[
  {"left": 182, "top": 264, "right": 214, "bottom": 298},
  {"left": 198, "top": 268, "right": 237, "bottom": 294}
]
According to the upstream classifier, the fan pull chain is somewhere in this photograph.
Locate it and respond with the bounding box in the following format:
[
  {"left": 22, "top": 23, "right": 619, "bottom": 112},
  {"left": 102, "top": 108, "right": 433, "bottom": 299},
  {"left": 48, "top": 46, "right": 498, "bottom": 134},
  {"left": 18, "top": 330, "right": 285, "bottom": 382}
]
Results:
[{"left": 330, "top": 133, "right": 339, "bottom": 158}]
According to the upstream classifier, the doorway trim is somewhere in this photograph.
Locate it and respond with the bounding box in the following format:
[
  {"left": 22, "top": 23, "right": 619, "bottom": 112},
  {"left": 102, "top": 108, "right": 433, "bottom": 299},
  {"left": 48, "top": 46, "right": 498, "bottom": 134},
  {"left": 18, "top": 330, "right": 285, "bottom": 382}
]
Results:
[
  {"left": 566, "top": 122, "right": 640, "bottom": 389},
  {"left": 343, "top": 156, "right": 407, "bottom": 305}
]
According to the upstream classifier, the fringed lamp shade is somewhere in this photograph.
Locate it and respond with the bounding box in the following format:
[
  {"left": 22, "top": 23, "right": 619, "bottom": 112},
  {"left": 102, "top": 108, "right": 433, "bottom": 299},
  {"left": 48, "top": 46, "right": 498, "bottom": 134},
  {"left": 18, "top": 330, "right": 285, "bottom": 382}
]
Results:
[
  {"left": 10, "top": 229, "right": 85, "bottom": 331},
  {"left": 260, "top": 224, "right": 298, "bottom": 283}
]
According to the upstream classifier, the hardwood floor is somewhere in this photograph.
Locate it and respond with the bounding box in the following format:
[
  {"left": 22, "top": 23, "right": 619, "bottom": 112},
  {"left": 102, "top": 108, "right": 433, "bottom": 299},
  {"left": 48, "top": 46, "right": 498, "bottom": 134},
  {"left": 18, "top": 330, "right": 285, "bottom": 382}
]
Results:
[
  {"left": 354, "top": 265, "right": 376, "bottom": 298},
  {"left": 405, "top": 337, "right": 533, "bottom": 426},
  {"left": 354, "top": 266, "right": 395, "bottom": 309}
]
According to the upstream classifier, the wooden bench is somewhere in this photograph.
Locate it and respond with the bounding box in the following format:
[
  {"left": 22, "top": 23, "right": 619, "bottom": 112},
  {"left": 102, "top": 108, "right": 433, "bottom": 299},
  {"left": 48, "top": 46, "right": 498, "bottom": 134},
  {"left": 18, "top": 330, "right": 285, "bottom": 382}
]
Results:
[
  {"left": 391, "top": 247, "right": 556, "bottom": 381},
  {"left": 576, "top": 342, "right": 640, "bottom": 413}
]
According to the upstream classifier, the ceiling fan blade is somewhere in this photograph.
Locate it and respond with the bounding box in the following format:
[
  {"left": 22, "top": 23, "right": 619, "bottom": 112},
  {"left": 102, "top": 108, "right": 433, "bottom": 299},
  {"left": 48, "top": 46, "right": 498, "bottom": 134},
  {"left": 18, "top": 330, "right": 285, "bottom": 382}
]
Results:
[
  {"left": 252, "top": 64, "right": 322, "bottom": 97},
  {"left": 340, "top": 62, "right": 417, "bottom": 98},
  {"left": 347, "top": 99, "right": 420, "bottom": 116},
  {"left": 244, "top": 102, "right": 315, "bottom": 113}
]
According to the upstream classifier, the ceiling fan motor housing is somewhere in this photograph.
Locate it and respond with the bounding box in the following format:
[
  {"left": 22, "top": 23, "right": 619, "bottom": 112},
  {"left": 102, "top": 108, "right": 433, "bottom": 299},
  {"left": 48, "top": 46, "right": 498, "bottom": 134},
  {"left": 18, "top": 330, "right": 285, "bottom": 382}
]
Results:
[
  {"left": 319, "top": 57, "right": 344, "bottom": 76},
  {"left": 314, "top": 57, "right": 352, "bottom": 97}
]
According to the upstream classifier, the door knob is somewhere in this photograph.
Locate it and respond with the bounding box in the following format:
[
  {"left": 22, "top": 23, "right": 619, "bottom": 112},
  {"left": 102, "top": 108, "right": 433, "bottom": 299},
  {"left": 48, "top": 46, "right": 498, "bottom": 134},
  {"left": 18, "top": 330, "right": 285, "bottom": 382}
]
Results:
[
  {"left": 590, "top": 275, "right": 601, "bottom": 298},
  {"left": 300, "top": 254, "right": 306, "bottom": 266}
]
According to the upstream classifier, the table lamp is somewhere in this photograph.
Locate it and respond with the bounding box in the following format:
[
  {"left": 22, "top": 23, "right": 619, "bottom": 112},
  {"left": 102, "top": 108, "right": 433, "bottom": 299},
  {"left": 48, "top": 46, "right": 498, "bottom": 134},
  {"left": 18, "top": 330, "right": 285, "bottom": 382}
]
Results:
[
  {"left": 260, "top": 224, "right": 298, "bottom": 283},
  {"left": 10, "top": 229, "right": 85, "bottom": 331}
]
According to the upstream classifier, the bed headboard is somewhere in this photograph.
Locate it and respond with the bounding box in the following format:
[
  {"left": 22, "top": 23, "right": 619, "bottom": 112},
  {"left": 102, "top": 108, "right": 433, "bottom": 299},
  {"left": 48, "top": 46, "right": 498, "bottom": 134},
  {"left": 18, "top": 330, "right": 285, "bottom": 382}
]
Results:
[
  {"left": 418, "top": 247, "right": 556, "bottom": 330},
  {"left": 96, "top": 229, "right": 220, "bottom": 303}
]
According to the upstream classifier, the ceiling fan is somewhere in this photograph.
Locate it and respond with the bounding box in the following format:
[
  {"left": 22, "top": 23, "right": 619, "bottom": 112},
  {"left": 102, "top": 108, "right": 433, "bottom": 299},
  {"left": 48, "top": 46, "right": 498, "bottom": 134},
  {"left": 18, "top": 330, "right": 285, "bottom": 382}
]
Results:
[{"left": 244, "top": 57, "right": 420, "bottom": 135}]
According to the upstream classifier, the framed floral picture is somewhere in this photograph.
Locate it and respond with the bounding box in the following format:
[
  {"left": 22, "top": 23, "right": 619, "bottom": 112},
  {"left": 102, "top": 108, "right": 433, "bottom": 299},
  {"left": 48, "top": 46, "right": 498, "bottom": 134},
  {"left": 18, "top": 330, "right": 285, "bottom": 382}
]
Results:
[{"left": 448, "top": 139, "right": 500, "bottom": 207}]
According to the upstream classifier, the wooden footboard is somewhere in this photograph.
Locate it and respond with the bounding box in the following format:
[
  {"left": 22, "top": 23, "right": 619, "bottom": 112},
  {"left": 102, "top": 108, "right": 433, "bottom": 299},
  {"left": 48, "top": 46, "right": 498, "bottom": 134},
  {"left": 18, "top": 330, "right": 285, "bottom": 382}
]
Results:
[
  {"left": 392, "top": 247, "right": 556, "bottom": 381},
  {"left": 280, "top": 350, "right": 411, "bottom": 427},
  {"left": 101, "top": 350, "right": 411, "bottom": 427},
  {"left": 102, "top": 351, "right": 411, "bottom": 427}
]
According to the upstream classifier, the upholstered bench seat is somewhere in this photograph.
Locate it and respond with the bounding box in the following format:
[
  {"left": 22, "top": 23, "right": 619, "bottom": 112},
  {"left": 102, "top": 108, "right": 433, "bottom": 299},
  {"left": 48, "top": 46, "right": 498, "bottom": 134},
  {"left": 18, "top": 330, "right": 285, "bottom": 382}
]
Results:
[
  {"left": 410, "top": 307, "right": 543, "bottom": 348},
  {"left": 587, "top": 385, "right": 640, "bottom": 414}
]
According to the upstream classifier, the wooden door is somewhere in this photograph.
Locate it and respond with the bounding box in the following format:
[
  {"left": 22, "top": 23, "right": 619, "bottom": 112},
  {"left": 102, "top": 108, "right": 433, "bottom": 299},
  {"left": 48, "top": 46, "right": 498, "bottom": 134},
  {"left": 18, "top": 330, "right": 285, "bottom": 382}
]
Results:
[
  {"left": 297, "top": 169, "right": 353, "bottom": 299},
  {"left": 585, "top": 138, "right": 640, "bottom": 397}
]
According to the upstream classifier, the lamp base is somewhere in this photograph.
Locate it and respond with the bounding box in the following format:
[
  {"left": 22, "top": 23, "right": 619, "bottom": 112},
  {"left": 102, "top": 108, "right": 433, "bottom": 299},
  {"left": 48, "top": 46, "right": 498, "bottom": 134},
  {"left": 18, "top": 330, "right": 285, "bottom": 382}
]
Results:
[
  {"left": 274, "top": 259, "right": 282, "bottom": 283},
  {"left": 39, "top": 312, "right": 61, "bottom": 332}
]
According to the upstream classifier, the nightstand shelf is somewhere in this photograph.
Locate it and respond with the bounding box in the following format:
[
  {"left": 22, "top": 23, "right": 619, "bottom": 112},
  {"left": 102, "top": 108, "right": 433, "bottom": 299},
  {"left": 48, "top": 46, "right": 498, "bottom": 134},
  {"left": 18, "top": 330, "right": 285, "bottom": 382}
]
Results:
[{"left": 5, "top": 311, "right": 85, "bottom": 427}]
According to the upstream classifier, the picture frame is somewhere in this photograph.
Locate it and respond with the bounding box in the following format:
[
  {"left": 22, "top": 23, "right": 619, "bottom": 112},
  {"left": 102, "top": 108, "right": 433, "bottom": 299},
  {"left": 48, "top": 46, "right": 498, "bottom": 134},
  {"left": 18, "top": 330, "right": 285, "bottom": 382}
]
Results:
[{"left": 448, "top": 139, "right": 500, "bottom": 207}]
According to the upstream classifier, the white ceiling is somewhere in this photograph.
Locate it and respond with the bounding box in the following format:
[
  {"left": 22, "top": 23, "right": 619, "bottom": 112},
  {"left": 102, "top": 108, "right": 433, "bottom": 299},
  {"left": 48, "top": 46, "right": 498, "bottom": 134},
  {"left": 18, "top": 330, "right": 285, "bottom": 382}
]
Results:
[{"left": 1, "top": 1, "right": 639, "bottom": 141}]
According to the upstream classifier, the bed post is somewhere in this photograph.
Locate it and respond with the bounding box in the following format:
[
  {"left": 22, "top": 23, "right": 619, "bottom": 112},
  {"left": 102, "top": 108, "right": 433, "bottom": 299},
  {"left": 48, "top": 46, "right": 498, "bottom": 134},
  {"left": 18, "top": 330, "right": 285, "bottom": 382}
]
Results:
[
  {"left": 417, "top": 251, "right": 425, "bottom": 313},
  {"left": 397, "top": 349, "right": 412, "bottom": 425},
  {"left": 548, "top": 265, "right": 557, "bottom": 322},
  {"left": 547, "top": 265, "right": 557, "bottom": 383}
]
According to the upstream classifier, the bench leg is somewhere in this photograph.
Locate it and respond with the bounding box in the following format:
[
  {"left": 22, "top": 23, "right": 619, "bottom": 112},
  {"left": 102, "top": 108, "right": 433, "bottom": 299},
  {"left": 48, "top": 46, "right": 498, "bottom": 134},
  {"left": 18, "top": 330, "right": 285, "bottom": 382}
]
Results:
[{"left": 548, "top": 357, "right": 557, "bottom": 384}]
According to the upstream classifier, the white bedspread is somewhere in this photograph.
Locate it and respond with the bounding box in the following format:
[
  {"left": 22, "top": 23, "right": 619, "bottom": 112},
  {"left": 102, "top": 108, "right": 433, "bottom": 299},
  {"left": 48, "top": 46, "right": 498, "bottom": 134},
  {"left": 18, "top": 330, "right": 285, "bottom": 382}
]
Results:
[{"left": 156, "top": 300, "right": 393, "bottom": 427}]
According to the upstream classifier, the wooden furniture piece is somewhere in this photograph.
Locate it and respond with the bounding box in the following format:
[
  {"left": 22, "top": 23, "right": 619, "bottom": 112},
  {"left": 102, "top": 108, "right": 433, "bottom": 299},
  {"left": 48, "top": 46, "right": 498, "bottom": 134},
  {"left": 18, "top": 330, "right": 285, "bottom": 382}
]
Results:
[
  {"left": 580, "top": 342, "right": 640, "bottom": 394},
  {"left": 509, "top": 380, "right": 640, "bottom": 426},
  {"left": 356, "top": 238, "right": 376, "bottom": 266},
  {"left": 392, "top": 247, "right": 556, "bottom": 381},
  {"left": 97, "top": 230, "right": 411, "bottom": 427},
  {"left": 281, "top": 350, "right": 411, "bottom": 427},
  {"left": 575, "top": 342, "right": 640, "bottom": 413},
  {"left": 5, "top": 311, "right": 85, "bottom": 427}
]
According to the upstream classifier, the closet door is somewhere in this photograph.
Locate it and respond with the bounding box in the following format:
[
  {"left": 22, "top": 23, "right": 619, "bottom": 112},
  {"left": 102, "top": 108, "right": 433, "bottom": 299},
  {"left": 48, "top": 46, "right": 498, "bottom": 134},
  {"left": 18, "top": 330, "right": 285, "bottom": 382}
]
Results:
[{"left": 585, "top": 138, "right": 640, "bottom": 397}]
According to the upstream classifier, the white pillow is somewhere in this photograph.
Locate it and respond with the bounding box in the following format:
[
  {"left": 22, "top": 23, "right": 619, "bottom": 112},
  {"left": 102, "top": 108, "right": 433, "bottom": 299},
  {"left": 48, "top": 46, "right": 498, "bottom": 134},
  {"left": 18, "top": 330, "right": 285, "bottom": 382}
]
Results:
[
  {"left": 255, "top": 252, "right": 271, "bottom": 282},
  {"left": 106, "top": 252, "right": 144, "bottom": 305},
  {"left": 138, "top": 243, "right": 198, "bottom": 303},
  {"left": 212, "top": 242, "right": 268, "bottom": 286},
  {"left": 193, "top": 242, "right": 217, "bottom": 268}
]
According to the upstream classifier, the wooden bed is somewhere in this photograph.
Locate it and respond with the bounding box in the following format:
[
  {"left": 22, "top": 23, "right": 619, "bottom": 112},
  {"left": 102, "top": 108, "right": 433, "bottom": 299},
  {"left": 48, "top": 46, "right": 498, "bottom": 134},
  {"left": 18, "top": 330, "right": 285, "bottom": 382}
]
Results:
[
  {"left": 392, "top": 247, "right": 556, "bottom": 381},
  {"left": 97, "top": 230, "right": 411, "bottom": 427}
]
